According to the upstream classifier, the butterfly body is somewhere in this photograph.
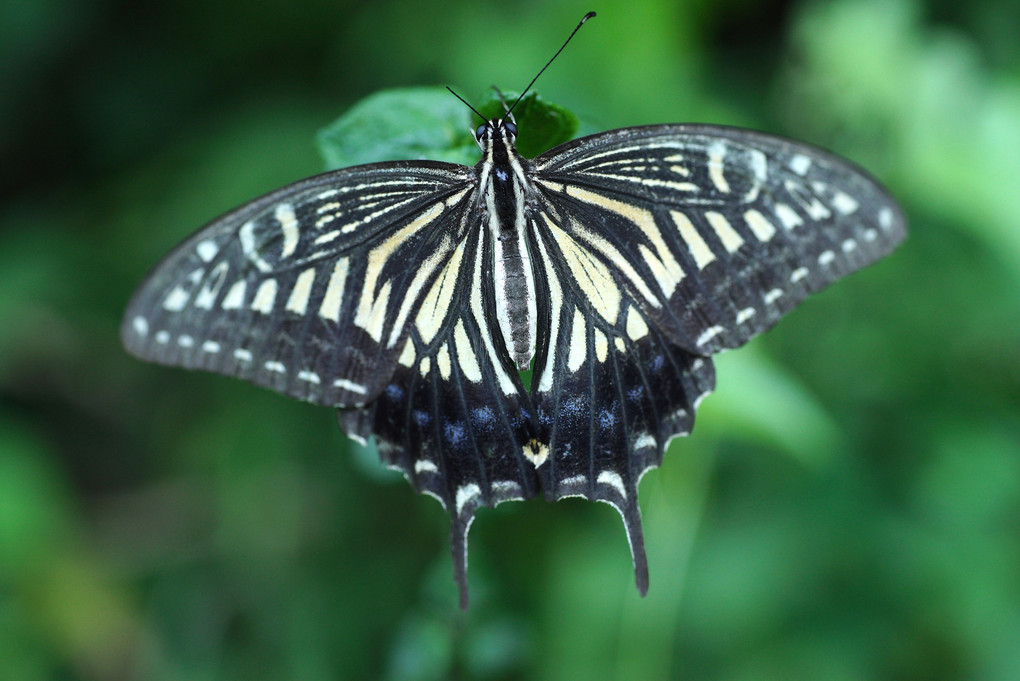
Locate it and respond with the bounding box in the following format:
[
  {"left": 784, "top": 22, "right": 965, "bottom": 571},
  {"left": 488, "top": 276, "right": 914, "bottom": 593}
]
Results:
[{"left": 476, "top": 117, "right": 540, "bottom": 371}]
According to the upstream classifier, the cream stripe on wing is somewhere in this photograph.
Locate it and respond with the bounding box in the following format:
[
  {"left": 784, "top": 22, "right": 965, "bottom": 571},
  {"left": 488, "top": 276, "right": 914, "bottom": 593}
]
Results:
[
  {"left": 546, "top": 218, "right": 621, "bottom": 326},
  {"left": 353, "top": 201, "right": 445, "bottom": 342},
  {"left": 565, "top": 186, "right": 685, "bottom": 298}
]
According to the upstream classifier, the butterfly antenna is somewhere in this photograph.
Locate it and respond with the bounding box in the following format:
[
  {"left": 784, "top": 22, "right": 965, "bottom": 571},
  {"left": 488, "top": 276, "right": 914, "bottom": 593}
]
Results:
[
  {"left": 506, "top": 11, "right": 595, "bottom": 118},
  {"left": 446, "top": 86, "right": 487, "bottom": 122}
]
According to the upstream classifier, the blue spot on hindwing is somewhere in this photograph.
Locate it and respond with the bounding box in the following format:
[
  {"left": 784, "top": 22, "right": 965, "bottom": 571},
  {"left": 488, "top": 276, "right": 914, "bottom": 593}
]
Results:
[{"left": 444, "top": 421, "right": 469, "bottom": 448}]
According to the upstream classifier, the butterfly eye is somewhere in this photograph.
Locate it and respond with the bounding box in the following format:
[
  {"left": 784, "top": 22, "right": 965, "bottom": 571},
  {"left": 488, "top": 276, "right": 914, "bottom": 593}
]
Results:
[
  {"left": 475, "top": 123, "right": 489, "bottom": 139},
  {"left": 504, "top": 121, "right": 518, "bottom": 136}
]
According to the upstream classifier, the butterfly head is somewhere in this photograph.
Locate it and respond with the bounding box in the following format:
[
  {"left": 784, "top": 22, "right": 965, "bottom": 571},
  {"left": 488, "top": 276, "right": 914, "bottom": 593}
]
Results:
[{"left": 473, "top": 117, "right": 518, "bottom": 151}]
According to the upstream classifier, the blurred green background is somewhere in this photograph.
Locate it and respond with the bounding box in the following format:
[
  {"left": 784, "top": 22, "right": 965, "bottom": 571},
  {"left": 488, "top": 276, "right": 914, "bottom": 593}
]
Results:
[{"left": 2, "top": 0, "right": 1019, "bottom": 679}]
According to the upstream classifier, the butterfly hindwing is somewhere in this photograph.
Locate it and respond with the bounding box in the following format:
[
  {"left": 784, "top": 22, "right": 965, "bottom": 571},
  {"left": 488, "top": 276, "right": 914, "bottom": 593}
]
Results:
[
  {"left": 121, "top": 162, "right": 476, "bottom": 407},
  {"left": 533, "top": 124, "right": 907, "bottom": 355},
  {"left": 337, "top": 222, "right": 543, "bottom": 608},
  {"left": 527, "top": 207, "right": 717, "bottom": 593}
]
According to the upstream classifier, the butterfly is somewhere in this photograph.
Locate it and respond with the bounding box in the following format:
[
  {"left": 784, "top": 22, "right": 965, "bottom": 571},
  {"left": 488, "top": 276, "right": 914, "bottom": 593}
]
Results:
[{"left": 121, "top": 12, "right": 906, "bottom": 607}]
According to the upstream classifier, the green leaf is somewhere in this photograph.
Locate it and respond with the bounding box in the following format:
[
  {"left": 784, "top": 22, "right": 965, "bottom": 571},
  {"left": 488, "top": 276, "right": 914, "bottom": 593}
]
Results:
[
  {"left": 317, "top": 87, "right": 478, "bottom": 169},
  {"left": 317, "top": 87, "right": 580, "bottom": 170}
]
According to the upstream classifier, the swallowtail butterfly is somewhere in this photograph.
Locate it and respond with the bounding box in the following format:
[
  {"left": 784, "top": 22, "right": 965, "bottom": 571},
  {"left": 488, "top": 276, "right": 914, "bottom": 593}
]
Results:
[{"left": 122, "top": 12, "right": 906, "bottom": 607}]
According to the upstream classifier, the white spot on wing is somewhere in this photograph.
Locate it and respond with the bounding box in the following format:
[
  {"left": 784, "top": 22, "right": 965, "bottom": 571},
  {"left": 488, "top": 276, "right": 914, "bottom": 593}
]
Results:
[
  {"left": 832, "top": 192, "right": 859, "bottom": 215},
  {"left": 194, "top": 262, "right": 229, "bottom": 309},
  {"left": 221, "top": 280, "right": 246, "bottom": 309},
  {"left": 764, "top": 288, "right": 783, "bottom": 304},
  {"left": 789, "top": 154, "right": 812, "bottom": 175},
  {"left": 787, "top": 180, "right": 832, "bottom": 220},
  {"left": 696, "top": 325, "right": 724, "bottom": 347},
  {"left": 791, "top": 267, "right": 809, "bottom": 283},
  {"left": 314, "top": 230, "right": 340, "bottom": 246},
  {"left": 275, "top": 203, "right": 300, "bottom": 259},
  {"left": 597, "top": 470, "right": 627, "bottom": 500},
  {"left": 132, "top": 316, "right": 149, "bottom": 336},
  {"left": 297, "top": 370, "right": 320, "bottom": 384},
  {"left": 455, "top": 483, "right": 481, "bottom": 515},
  {"left": 558, "top": 474, "right": 588, "bottom": 492},
  {"left": 626, "top": 307, "right": 649, "bottom": 341},
  {"left": 491, "top": 480, "right": 523, "bottom": 500},
  {"left": 707, "top": 141, "right": 730, "bottom": 193},
  {"left": 879, "top": 207, "right": 894, "bottom": 229},
  {"left": 775, "top": 203, "right": 803, "bottom": 229},
  {"left": 594, "top": 329, "right": 609, "bottom": 363},
  {"left": 239, "top": 221, "right": 271, "bottom": 272},
  {"left": 318, "top": 258, "right": 349, "bottom": 322},
  {"left": 177, "top": 335, "right": 194, "bottom": 348},
  {"left": 749, "top": 148, "right": 768, "bottom": 184},
  {"left": 415, "top": 459, "right": 439, "bottom": 474},
  {"left": 251, "top": 279, "right": 278, "bottom": 314},
  {"left": 743, "top": 209, "right": 777, "bottom": 242},
  {"left": 634, "top": 433, "right": 656, "bottom": 450},
  {"left": 264, "top": 361, "right": 286, "bottom": 374},
  {"left": 196, "top": 240, "right": 219, "bottom": 262},
  {"left": 162, "top": 286, "right": 190, "bottom": 311},
  {"left": 436, "top": 344, "right": 452, "bottom": 380},
  {"left": 333, "top": 378, "right": 368, "bottom": 394},
  {"left": 736, "top": 307, "right": 756, "bottom": 323},
  {"left": 234, "top": 349, "right": 252, "bottom": 362},
  {"left": 567, "top": 309, "right": 587, "bottom": 373},
  {"left": 202, "top": 341, "right": 220, "bottom": 353},
  {"left": 818, "top": 250, "right": 836, "bottom": 266},
  {"left": 286, "top": 267, "right": 317, "bottom": 315},
  {"left": 398, "top": 337, "right": 415, "bottom": 367}
]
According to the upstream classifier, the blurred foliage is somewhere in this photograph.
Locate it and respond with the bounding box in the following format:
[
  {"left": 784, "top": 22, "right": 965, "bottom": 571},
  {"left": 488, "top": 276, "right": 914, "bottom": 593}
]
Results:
[{"left": 1, "top": 0, "right": 1019, "bottom": 679}]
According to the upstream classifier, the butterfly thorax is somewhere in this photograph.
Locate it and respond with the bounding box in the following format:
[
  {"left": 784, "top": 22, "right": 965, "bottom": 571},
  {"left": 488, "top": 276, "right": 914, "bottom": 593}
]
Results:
[{"left": 475, "top": 118, "right": 538, "bottom": 372}]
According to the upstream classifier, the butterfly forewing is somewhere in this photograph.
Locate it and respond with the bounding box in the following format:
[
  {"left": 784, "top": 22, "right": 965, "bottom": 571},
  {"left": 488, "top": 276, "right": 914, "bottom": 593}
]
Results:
[
  {"left": 533, "top": 125, "right": 907, "bottom": 355},
  {"left": 122, "top": 162, "right": 475, "bottom": 407}
]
